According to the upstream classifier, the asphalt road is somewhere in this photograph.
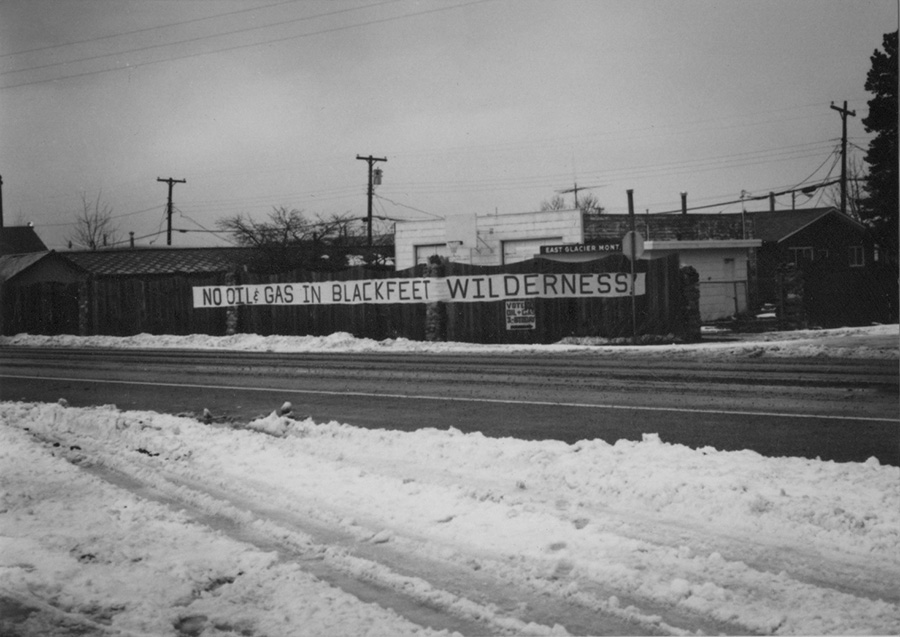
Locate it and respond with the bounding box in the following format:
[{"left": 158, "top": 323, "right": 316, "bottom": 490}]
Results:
[{"left": 1, "top": 346, "right": 897, "bottom": 465}]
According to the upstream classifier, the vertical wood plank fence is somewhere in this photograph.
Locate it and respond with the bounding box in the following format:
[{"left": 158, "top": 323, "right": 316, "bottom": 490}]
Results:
[{"left": 2, "top": 254, "right": 687, "bottom": 342}]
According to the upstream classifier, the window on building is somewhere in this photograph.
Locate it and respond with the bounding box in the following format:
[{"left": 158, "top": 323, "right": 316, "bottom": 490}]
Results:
[
  {"left": 789, "top": 246, "right": 814, "bottom": 264},
  {"left": 849, "top": 245, "right": 865, "bottom": 267}
]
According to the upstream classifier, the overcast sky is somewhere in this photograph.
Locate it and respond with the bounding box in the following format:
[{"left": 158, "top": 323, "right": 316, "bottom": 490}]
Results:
[{"left": 1, "top": 0, "right": 896, "bottom": 250}]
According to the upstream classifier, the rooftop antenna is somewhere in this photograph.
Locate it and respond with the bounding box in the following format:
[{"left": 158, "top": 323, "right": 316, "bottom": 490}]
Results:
[{"left": 556, "top": 182, "right": 605, "bottom": 208}]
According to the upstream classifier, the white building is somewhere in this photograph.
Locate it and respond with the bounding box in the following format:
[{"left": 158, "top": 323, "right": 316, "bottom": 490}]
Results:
[
  {"left": 641, "top": 239, "right": 761, "bottom": 320},
  {"left": 394, "top": 209, "right": 760, "bottom": 322},
  {"left": 394, "top": 209, "right": 584, "bottom": 269}
]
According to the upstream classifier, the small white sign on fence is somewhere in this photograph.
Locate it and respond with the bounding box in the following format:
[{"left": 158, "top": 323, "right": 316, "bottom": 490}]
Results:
[{"left": 506, "top": 299, "right": 536, "bottom": 330}]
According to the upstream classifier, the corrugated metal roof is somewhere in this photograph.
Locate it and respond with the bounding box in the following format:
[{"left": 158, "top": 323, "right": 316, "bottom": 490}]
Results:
[{"left": 63, "top": 247, "right": 252, "bottom": 276}]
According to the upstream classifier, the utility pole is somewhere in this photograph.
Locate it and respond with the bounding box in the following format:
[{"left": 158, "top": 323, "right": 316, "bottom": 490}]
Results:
[
  {"left": 157, "top": 177, "right": 186, "bottom": 246},
  {"left": 830, "top": 101, "right": 856, "bottom": 215},
  {"left": 627, "top": 189, "right": 637, "bottom": 345},
  {"left": 356, "top": 155, "right": 386, "bottom": 247}
]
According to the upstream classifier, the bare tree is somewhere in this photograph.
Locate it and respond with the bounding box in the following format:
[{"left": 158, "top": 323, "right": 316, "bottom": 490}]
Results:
[
  {"left": 68, "top": 191, "right": 119, "bottom": 250},
  {"left": 217, "top": 207, "right": 394, "bottom": 271},
  {"left": 540, "top": 195, "right": 567, "bottom": 212},
  {"left": 218, "top": 207, "right": 312, "bottom": 248},
  {"left": 540, "top": 193, "right": 605, "bottom": 214},
  {"left": 577, "top": 192, "right": 605, "bottom": 215}
]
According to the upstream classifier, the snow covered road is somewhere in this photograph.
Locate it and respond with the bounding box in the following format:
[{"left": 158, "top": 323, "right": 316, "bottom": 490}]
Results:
[{"left": 2, "top": 399, "right": 898, "bottom": 636}]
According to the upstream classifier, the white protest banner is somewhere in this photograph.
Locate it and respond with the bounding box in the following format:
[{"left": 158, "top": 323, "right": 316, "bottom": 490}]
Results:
[
  {"left": 437, "top": 272, "right": 642, "bottom": 303},
  {"left": 193, "top": 272, "right": 644, "bottom": 308},
  {"left": 193, "top": 279, "right": 437, "bottom": 308}
]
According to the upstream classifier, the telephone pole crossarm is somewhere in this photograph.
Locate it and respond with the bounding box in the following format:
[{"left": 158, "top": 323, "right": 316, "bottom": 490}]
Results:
[{"left": 356, "top": 155, "right": 386, "bottom": 247}]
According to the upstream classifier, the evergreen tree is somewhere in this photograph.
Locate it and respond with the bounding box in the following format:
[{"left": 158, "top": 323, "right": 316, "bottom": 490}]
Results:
[{"left": 861, "top": 30, "right": 898, "bottom": 268}]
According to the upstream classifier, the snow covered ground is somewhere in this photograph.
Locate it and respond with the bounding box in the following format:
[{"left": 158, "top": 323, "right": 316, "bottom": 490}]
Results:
[
  {"left": 1, "top": 325, "right": 898, "bottom": 636},
  {"left": 2, "top": 323, "right": 898, "bottom": 359}
]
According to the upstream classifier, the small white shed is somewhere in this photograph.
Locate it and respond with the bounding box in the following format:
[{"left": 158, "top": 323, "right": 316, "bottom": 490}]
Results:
[{"left": 642, "top": 239, "right": 761, "bottom": 320}]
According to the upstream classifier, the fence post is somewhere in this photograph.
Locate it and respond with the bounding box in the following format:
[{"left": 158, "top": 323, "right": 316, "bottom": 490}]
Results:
[
  {"left": 679, "top": 265, "right": 702, "bottom": 342},
  {"left": 425, "top": 256, "right": 446, "bottom": 341},
  {"left": 225, "top": 269, "right": 239, "bottom": 336},
  {"left": 775, "top": 263, "right": 806, "bottom": 330},
  {"left": 78, "top": 279, "right": 90, "bottom": 336}
]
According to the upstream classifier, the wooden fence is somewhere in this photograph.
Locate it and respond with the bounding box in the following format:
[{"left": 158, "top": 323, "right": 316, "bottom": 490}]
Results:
[
  {"left": 441, "top": 255, "right": 682, "bottom": 343},
  {"left": 2, "top": 254, "right": 688, "bottom": 342}
]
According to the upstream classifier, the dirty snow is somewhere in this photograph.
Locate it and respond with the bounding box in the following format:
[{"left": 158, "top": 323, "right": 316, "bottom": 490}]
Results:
[
  {"left": 0, "top": 325, "right": 898, "bottom": 636},
  {"left": 2, "top": 323, "right": 898, "bottom": 359}
]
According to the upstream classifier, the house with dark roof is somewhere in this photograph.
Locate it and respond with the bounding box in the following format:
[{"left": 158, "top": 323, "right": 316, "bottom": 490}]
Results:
[
  {"left": 0, "top": 225, "right": 48, "bottom": 255},
  {"left": 0, "top": 251, "right": 87, "bottom": 335},
  {"left": 63, "top": 246, "right": 252, "bottom": 277},
  {"left": 0, "top": 247, "right": 252, "bottom": 337},
  {"left": 57, "top": 247, "right": 257, "bottom": 336},
  {"left": 748, "top": 207, "right": 894, "bottom": 327}
]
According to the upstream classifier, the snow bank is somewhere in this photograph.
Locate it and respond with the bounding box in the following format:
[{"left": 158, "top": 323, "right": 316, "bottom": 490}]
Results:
[{"left": 2, "top": 323, "right": 897, "bottom": 358}]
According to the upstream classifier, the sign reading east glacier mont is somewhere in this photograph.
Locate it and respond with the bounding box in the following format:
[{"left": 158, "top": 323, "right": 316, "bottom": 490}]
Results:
[
  {"left": 539, "top": 242, "right": 621, "bottom": 255},
  {"left": 193, "top": 272, "right": 645, "bottom": 308}
]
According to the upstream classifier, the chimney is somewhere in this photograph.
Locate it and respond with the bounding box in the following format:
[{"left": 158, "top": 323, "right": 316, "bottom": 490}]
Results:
[
  {"left": 769, "top": 192, "right": 775, "bottom": 212},
  {"left": 680, "top": 192, "right": 687, "bottom": 215},
  {"left": 130, "top": 232, "right": 135, "bottom": 248}
]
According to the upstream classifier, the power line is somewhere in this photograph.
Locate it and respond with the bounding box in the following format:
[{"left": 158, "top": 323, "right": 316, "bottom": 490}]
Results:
[
  {"left": 651, "top": 177, "right": 841, "bottom": 215},
  {"left": 0, "top": 0, "right": 307, "bottom": 59},
  {"left": 176, "top": 208, "right": 240, "bottom": 245},
  {"left": 0, "top": 0, "right": 497, "bottom": 90},
  {"left": 374, "top": 194, "right": 445, "bottom": 220},
  {"left": 27, "top": 203, "right": 164, "bottom": 228},
  {"left": 381, "top": 105, "right": 848, "bottom": 160},
  {"left": 0, "top": 0, "right": 404, "bottom": 78},
  {"left": 73, "top": 229, "right": 167, "bottom": 249},
  {"left": 783, "top": 144, "right": 842, "bottom": 191}
]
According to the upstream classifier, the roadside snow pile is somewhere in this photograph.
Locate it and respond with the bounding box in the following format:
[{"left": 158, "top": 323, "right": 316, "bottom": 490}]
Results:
[
  {"left": 2, "top": 400, "right": 899, "bottom": 635},
  {"left": 1, "top": 323, "right": 897, "bottom": 358},
  {"left": 0, "top": 411, "right": 451, "bottom": 637}
]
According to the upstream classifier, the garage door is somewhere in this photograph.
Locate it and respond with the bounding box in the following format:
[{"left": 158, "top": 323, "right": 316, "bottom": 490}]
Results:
[{"left": 414, "top": 244, "right": 450, "bottom": 265}]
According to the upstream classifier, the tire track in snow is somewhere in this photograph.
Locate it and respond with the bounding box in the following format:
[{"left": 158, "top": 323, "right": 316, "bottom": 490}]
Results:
[
  {"left": 29, "top": 425, "right": 747, "bottom": 636},
  {"left": 13, "top": 404, "right": 899, "bottom": 636},
  {"left": 77, "top": 461, "right": 685, "bottom": 636}
]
